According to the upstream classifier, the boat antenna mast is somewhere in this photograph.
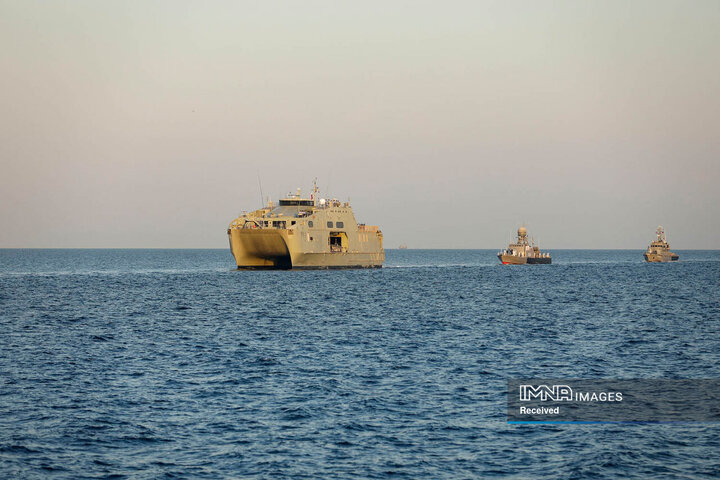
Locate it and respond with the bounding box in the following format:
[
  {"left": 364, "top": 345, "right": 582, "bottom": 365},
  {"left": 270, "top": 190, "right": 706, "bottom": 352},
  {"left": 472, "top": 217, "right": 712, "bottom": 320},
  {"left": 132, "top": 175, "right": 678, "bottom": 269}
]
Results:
[
  {"left": 312, "top": 177, "right": 319, "bottom": 206},
  {"left": 257, "top": 174, "right": 265, "bottom": 208},
  {"left": 325, "top": 168, "right": 333, "bottom": 203}
]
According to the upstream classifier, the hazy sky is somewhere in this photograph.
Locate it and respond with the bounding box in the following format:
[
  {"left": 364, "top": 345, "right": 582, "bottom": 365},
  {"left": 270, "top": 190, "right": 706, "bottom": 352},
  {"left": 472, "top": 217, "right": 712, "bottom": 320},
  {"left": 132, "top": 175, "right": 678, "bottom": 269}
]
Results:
[{"left": 1, "top": 0, "right": 718, "bottom": 248}]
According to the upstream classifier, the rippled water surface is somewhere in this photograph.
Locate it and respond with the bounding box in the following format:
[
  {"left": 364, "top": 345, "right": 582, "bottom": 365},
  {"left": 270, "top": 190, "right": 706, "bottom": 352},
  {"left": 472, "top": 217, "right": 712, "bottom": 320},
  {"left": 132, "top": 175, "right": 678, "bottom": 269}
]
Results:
[{"left": 2, "top": 249, "right": 720, "bottom": 478}]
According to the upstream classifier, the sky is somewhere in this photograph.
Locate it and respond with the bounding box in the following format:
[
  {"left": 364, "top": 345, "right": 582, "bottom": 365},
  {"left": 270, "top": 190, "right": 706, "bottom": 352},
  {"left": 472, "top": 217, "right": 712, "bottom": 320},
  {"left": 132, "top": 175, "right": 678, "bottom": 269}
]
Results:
[{"left": 1, "top": 0, "right": 718, "bottom": 248}]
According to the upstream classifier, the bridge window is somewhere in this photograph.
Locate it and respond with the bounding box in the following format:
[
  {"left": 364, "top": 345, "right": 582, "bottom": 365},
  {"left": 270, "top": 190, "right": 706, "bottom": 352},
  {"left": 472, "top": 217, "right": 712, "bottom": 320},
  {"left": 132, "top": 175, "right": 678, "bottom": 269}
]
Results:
[
  {"left": 336, "top": 221, "right": 344, "bottom": 228},
  {"left": 308, "top": 221, "right": 313, "bottom": 228},
  {"left": 279, "top": 199, "right": 314, "bottom": 206},
  {"left": 327, "top": 221, "right": 333, "bottom": 228}
]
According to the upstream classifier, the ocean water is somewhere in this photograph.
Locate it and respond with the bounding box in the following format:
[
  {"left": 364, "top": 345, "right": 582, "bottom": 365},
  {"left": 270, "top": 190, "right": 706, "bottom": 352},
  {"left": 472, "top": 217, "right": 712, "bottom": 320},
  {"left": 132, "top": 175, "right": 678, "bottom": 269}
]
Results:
[{"left": 1, "top": 249, "right": 719, "bottom": 479}]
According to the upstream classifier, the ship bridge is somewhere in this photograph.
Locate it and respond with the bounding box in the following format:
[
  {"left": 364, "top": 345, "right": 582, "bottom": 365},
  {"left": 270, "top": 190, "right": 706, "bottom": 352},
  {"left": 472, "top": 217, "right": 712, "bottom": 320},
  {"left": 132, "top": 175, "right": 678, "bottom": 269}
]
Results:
[
  {"left": 267, "top": 205, "right": 314, "bottom": 218},
  {"left": 278, "top": 199, "right": 314, "bottom": 207}
]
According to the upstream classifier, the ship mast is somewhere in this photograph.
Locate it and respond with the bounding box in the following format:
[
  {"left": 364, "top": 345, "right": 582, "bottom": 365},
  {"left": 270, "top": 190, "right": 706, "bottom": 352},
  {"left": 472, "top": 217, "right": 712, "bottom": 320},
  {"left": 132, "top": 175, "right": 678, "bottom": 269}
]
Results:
[{"left": 656, "top": 226, "right": 666, "bottom": 243}]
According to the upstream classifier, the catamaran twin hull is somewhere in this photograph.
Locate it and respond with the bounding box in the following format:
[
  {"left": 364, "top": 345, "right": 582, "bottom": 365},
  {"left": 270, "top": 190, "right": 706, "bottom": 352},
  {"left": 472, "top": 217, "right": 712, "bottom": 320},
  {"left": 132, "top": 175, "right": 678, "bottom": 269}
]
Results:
[{"left": 228, "top": 228, "right": 384, "bottom": 269}]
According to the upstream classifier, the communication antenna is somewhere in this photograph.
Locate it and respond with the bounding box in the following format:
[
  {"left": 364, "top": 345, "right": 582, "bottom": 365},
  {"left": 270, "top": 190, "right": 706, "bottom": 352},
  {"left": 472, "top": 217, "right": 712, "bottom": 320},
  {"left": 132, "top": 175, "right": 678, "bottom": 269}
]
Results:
[
  {"left": 312, "top": 177, "right": 319, "bottom": 205},
  {"left": 325, "top": 168, "right": 333, "bottom": 199},
  {"left": 257, "top": 174, "right": 264, "bottom": 208}
]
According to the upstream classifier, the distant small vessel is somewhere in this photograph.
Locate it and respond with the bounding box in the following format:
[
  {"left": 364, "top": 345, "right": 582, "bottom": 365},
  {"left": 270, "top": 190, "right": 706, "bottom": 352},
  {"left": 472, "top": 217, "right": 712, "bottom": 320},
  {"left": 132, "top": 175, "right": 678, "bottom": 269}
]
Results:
[
  {"left": 398, "top": 243, "right": 408, "bottom": 250},
  {"left": 644, "top": 226, "right": 679, "bottom": 262},
  {"left": 498, "top": 227, "right": 551, "bottom": 265},
  {"left": 227, "top": 180, "right": 384, "bottom": 269}
]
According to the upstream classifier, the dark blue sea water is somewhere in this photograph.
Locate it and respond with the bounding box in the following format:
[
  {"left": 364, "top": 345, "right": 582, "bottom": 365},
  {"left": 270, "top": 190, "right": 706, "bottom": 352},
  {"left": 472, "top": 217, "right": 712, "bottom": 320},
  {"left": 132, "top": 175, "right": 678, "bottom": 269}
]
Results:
[{"left": 1, "top": 249, "right": 719, "bottom": 479}]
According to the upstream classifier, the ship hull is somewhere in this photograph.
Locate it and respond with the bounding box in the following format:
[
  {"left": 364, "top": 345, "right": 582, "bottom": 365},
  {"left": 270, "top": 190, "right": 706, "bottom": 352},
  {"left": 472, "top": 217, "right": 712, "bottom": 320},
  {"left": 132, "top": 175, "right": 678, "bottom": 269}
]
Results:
[
  {"left": 644, "top": 252, "right": 679, "bottom": 262},
  {"left": 228, "top": 229, "right": 293, "bottom": 269},
  {"left": 498, "top": 254, "right": 551, "bottom": 265},
  {"left": 527, "top": 257, "right": 552, "bottom": 264},
  {"left": 498, "top": 254, "right": 527, "bottom": 265},
  {"left": 229, "top": 228, "right": 384, "bottom": 269}
]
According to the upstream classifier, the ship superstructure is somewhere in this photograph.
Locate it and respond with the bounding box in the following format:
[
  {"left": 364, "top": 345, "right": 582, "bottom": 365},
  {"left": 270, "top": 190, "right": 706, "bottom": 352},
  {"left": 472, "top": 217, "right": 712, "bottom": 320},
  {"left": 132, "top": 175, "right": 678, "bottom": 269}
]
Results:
[
  {"left": 644, "top": 226, "right": 679, "bottom": 262},
  {"left": 227, "top": 180, "right": 384, "bottom": 269},
  {"left": 497, "top": 227, "right": 551, "bottom": 265}
]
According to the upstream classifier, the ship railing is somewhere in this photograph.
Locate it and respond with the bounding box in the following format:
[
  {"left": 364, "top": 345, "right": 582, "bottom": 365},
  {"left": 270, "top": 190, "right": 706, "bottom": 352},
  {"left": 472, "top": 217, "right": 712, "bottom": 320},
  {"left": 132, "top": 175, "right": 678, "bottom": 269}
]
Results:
[
  {"left": 250, "top": 221, "right": 288, "bottom": 230},
  {"left": 241, "top": 220, "right": 261, "bottom": 229}
]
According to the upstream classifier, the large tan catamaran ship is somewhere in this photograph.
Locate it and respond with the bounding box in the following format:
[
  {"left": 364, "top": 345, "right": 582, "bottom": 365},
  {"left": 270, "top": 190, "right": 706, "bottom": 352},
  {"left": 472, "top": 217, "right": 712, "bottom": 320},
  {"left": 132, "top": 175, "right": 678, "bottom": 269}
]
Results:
[{"left": 227, "top": 181, "right": 384, "bottom": 269}]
